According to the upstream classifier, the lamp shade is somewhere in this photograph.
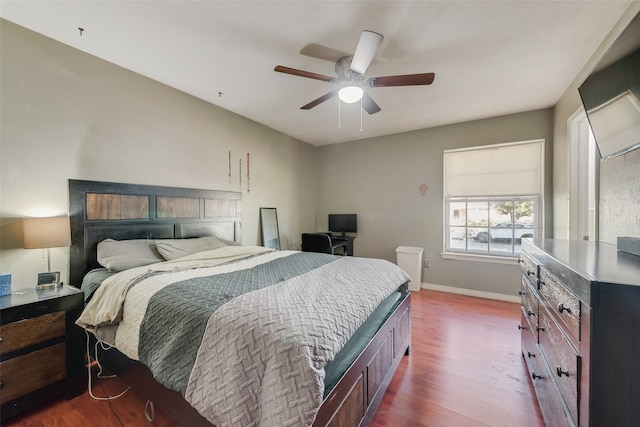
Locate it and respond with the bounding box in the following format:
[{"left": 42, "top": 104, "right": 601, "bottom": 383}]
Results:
[{"left": 23, "top": 216, "right": 71, "bottom": 249}]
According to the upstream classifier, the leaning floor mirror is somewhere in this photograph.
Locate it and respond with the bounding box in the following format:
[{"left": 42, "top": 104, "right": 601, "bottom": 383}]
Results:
[{"left": 260, "top": 207, "right": 280, "bottom": 250}]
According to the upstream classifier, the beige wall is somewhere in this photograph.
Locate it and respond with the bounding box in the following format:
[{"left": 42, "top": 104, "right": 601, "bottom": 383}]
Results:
[
  {"left": 317, "top": 109, "right": 554, "bottom": 297},
  {"left": 0, "top": 19, "right": 318, "bottom": 289}
]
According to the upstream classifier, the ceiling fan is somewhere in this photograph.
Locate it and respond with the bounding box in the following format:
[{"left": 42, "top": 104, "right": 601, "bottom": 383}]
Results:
[{"left": 274, "top": 30, "right": 435, "bottom": 114}]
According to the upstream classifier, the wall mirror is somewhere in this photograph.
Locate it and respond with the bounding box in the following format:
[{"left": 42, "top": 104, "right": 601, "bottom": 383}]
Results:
[{"left": 260, "top": 207, "right": 280, "bottom": 250}]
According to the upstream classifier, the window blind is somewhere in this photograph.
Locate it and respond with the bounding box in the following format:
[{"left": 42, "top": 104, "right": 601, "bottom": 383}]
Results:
[{"left": 444, "top": 140, "right": 543, "bottom": 197}]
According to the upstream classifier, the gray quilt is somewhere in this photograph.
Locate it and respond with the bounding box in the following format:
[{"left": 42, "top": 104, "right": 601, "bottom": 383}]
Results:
[
  {"left": 138, "top": 252, "right": 337, "bottom": 395},
  {"left": 76, "top": 247, "right": 409, "bottom": 427}
]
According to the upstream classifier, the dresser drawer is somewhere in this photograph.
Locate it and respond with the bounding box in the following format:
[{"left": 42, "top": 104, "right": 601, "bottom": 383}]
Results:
[
  {"left": 0, "top": 343, "right": 66, "bottom": 404},
  {"left": 530, "top": 356, "right": 576, "bottom": 427},
  {"left": 538, "top": 306, "right": 579, "bottom": 424},
  {"left": 524, "top": 308, "right": 575, "bottom": 427},
  {"left": 521, "top": 277, "right": 538, "bottom": 326},
  {"left": 538, "top": 267, "right": 580, "bottom": 345},
  {"left": 0, "top": 311, "right": 66, "bottom": 355},
  {"left": 521, "top": 308, "right": 541, "bottom": 370},
  {"left": 520, "top": 253, "right": 538, "bottom": 287}
]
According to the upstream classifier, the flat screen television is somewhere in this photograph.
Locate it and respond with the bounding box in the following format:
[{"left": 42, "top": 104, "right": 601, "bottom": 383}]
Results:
[
  {"left": 328, "top": 214, "right": 357, "bottom": 236},
  {"left": 578, "top": 11, "right": 640, "bottom": 159}
]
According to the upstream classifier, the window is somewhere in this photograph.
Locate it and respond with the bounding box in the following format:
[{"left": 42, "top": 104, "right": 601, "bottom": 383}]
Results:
[
  {"left": 447, "top": 196, "right": 540, "bottom": 256},
  {"left": 443, "top": 140, "right": 544, "bottom": 258}
]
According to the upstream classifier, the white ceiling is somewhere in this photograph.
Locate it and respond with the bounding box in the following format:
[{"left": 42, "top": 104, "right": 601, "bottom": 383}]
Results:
[{"left": 0, "top": 1, "right": 633, "bottom": 146}]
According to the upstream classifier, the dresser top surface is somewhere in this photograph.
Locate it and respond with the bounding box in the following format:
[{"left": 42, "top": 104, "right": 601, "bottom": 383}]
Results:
[{"left": 525, "top": 239, "right": 640, "bottom": 287}]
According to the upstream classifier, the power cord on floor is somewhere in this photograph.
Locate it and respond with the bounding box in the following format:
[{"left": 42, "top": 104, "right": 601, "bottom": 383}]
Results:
[
  {"left": 84, "top": 330, "right": 131, "bottom": 426},
  {"left": 99, "top": 377, "right": 126, "bottom": 427},
  {"left": 145, "top": 399, "right": 156, "bottom": 422}
]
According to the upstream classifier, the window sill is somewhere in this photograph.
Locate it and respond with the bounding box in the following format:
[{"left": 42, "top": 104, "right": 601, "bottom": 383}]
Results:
[{"left": 440, "top": 252, "right": 520, "bottom": 265}]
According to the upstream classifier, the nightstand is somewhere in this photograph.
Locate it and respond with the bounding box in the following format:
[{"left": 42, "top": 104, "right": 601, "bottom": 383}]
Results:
[{"left": 0, "top": 285, "right": 85, "bottom": 421}]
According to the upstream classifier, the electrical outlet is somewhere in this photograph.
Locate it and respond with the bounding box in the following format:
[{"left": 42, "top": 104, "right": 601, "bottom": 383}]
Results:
[{"left": 423, "top": 259, "right": 430, "bottom": 268}]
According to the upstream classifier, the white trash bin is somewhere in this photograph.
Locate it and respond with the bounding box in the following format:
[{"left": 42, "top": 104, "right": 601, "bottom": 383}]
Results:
[{"left": 396, "top": 246, "right": 423, "bottom": 292}]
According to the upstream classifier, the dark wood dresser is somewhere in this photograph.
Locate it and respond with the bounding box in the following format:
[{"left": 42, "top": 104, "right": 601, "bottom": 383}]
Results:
[
  {"left": 0, "top": 285, "right": 85, "bottom": 420},
  {"left": 520, "top": 239, "right": 640, "bottom": 427}
]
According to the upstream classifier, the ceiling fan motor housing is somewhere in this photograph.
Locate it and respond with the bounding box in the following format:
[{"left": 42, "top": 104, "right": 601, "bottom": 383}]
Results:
[{"left": 335, "top": 56, "right": 363, "bottom": 83}]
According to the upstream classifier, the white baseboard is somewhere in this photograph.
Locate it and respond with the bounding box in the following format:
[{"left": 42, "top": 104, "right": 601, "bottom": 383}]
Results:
[{"left": 420, "top": 282, "right": 521, "bottom": 303}]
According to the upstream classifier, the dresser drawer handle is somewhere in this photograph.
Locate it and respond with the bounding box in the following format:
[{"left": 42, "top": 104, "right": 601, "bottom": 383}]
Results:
[
  {"left": 558, "top": 303, "right": 572, "bottom": 314},
  {"left": 556, "top": 367, "right": 570, "bottom": 377},
  {"left": 519, "top": 290, "right": 526, "bottom": 296},
  {"left": 532, "top": 372, "right": 543, "bottom": 380},
  {"left": 527, "top": 310, "right": 536, "bottom": 317},
  {"left": 527, "top": 352, "right": 536, "bottom": 358},
  {"left": 536, "top": 325, "right": 545, "bottom": 332},
  {"left": 526, "top": 270, "right": 536, "bottom": 277},
  {"left": 518, "top": 324, "right": 527, "bottom": 330}
]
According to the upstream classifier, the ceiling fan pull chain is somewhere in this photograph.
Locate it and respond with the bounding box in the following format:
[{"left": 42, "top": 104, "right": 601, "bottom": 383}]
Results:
[
  {"left": 338, "top": 98, "right": 342, "bottom": 130},
  {"left": 360, "top": 97, "right": 363, "bottom": 132}
]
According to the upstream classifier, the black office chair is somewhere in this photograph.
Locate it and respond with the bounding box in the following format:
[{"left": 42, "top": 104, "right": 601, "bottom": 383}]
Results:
[{"left": 301, "top": 233, "right": 347, "bottom": 255}]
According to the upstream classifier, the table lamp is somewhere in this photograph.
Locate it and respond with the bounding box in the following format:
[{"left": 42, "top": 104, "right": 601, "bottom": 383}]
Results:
[{"left": 23, "top": 216, "right": 71, "bottom": 289}]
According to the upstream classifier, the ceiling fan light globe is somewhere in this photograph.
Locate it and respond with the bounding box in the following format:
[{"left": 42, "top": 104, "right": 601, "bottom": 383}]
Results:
[{"left": 338, "top": 86, "right": 364, "bottom": 103}]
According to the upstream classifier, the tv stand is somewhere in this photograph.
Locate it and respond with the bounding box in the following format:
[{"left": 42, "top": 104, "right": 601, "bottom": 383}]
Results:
[{"left": 330, "top": 235, "right": 354, "bottom": 256}]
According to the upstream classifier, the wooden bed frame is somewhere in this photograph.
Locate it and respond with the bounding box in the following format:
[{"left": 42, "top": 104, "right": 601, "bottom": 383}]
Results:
[{"left": 69, "top": 179, "right": 411, "bottom": 427}]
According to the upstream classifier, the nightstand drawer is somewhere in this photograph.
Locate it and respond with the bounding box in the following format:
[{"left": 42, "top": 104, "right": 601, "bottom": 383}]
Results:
[
  {"left": 0, "top": 311, "right": 65, "bottom": 355},
  {"left": 0, "top": 343, "right": 66, "bottom": 403},
  {"left": 1, "top": 286, "right": 84, "bottom": 421}
]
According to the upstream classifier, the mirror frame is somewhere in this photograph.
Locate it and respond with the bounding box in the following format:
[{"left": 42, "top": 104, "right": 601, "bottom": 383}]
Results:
[{"left": 260, "top": 207, "right": 280, "bottom": 250}]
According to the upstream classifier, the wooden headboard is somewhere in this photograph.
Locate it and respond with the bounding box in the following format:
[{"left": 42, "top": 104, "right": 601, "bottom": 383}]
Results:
[{"left": 69, "top": 179, "right": 242, "bottom": 287}]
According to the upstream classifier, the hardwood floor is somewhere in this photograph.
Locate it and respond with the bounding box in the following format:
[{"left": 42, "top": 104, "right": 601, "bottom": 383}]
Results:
[
  {"left": 370, "top": 290, "right": 544, "bottom": 427},
  {"left": 5, "top": 290, "right": 544, "bottom": 427}
]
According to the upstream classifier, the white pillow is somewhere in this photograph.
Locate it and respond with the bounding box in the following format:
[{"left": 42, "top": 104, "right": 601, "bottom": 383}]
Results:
[
  {"left": 97, "top": 239, "right": 164, "bottom": 272},
  {"left": 220, "top": 238, "right": 241, "bottom": 246},
  {"left": 155, "top": 236, "right": 227, "bottom": 260}
]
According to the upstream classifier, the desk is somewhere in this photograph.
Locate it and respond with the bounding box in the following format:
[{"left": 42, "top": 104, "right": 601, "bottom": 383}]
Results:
[{"left": 330, "top": 235, "right": 355, "bottom": 256}]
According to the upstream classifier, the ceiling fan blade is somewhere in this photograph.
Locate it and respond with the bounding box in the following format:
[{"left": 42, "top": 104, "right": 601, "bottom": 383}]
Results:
[
  {"left": 369, "top": 73, "right": 435, "bottom": 87},
  {"left": 301, "top": 91, "right": 337, "bottom": 110},
  {"left": 299, "top": 43, "right": 351, "bottom": 63},
  {"left": 274, "top": 65, "right": 335, "bottom": 82},
  {"left": 350, "top": 30, "right": 384, "bottom": 75},
  {"left": 361, "top": 92, "right": 381, "bottom": 115}
]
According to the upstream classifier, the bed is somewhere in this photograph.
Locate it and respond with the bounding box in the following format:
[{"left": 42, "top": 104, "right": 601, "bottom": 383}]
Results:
[{"left": 69, "top": 179, "right": 412, "bottom": 427}]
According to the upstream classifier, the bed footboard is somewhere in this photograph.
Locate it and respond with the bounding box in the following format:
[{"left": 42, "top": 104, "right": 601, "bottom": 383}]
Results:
[{"left": 313, "top": 292, "right": 411, "bottom": 427}]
